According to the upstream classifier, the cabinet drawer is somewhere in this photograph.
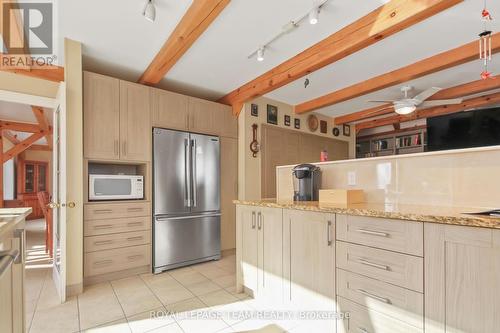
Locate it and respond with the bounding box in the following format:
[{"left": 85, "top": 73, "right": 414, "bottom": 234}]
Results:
[
  {"left": 337, "top": 269, "right": 423, "bottom": 329},
  {"left": 84, "top": 230, "right": 151, "bottom": 253},
  {"left": 84, "top": 244, "right": 150, "bottom": 277},
  {"left": 336, "top": 215, "right": 423, "bottom": 256},
  {"left": 84, "top": 202, "right": 150, "bottom": 220},
  {"left": 337, "top": 297, "right": 422, "bottom": 333},
  {"left": 84, "top": 216, "right": 150, "bottom": 236},
  {"left": 336, "top": 241, "right": 423, "bottom": 292}
]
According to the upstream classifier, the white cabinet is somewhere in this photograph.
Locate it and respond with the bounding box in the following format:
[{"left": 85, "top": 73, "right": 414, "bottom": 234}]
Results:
[
  {"left": 425, "top": 223, "right": 500, "bottom": 333},
  {"left": 236, "top": 205, "right": 283, "bottom": 302},
  {"left": 283, "top": 209, "right": 336, "bottom": 332}
]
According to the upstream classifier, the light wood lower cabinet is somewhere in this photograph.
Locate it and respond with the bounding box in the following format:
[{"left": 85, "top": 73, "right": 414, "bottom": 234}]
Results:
[
  {"left": 425, "top": 223, "right": 500, "bottom": 333},
  {"left": 283, "top": 209, "right": 336, "bottom": 332},
  {"left": 237, "top": 205, "right": 283, "bottom": 302}
]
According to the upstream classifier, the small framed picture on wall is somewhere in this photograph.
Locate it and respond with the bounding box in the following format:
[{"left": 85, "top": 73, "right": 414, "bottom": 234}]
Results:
[
  {"left": 343, "top": 124, "right": 351, "bottom": 137},
  {"left": 284, "top": 115, "right": 291, "bottom": 126},
  {"left": 267, "top": 104, "right": 278, "bottom": 125},
  {"left": 320, "top": 120, "right": 327, "bottom": 134},
  {"left": 294, "top": 118, "right": 301, "bottom": 129},
  {"left": 251, "top": 104, "right": 259, "bottom": 117}
]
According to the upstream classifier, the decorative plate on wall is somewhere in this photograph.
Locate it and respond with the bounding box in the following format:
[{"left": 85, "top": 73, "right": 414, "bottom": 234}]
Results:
[
  {"left": 332, "top": 127, "right": 340, "bottom": 137},
  {"left": 307, "top": 114, "right": 319, "bottom": 132}
]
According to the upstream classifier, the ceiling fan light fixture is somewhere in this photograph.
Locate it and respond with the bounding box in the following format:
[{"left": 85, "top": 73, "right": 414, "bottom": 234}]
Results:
[
  {"left": 395, "top": 105, "right": 416, "bottom": 115},
  {"left": 143, "top": 0, "right": 156, "bottom": 22}
]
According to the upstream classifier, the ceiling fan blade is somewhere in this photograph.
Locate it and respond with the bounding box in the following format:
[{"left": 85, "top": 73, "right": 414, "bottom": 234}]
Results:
[
  {"left": 367, "top": 100, "right": 397, "bottom": 103},
  {"left": 413, "top": 87, "right": 442, "bottom": 104},
  {"left": 420, "top": 99, "right": 463, "bottom": 107}
]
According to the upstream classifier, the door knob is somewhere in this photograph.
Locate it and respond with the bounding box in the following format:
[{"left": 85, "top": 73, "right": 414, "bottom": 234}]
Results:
[
  {"left": 61, "top": 202, "right": 76, "bottom": 208},
  {"left": 47, "top": 202, "right": 60, "bottom": 209}
]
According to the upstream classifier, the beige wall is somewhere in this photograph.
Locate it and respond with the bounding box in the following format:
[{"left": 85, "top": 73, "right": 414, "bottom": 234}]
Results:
[
  {"left": 238, "top": 96, "right": 354, "bottom": 201},
  {"left": 64, "top": 38, "right": 84, "bottom": 295},
  {"left": 277, "top": 146, "right": 500, "bottom": 209}
]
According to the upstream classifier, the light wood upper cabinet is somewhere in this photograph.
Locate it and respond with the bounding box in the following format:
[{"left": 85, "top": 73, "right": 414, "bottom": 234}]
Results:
[
  {"left": 425, "top": 223, "right": 500, "bottom": 333},
  {"left": 188, "top": 98, "right": 237, "bottom": 138},
  {"left": 151, "top": 88, "right": 189, "bottom": 130},
  {"left": 84, "top": 72, "right": 120, "bottom": 160},
  {"left": 221, "top": 137, "right": 237, "bottom": 251},
  {"left": 119, "top": 81, "right": 151, "bottom": 162},
  {"left": 189, "top": 97, "right": 219, "bottom": 135}
]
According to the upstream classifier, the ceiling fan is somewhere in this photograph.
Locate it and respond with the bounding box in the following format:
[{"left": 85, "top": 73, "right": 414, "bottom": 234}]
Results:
[{"left": 369, "top": 86, "right": 463, "bottom": 115}]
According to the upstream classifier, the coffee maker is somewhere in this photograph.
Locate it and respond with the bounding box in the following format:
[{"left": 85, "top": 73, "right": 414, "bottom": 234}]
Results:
[{"left": 292, "top": 164, "right": 321, "bottom": 201}]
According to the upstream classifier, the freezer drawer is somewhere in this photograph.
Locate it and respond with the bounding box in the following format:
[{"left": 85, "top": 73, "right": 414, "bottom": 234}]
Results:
[{"left": 154, "top": 214, "right": 221, "bottom": 273}]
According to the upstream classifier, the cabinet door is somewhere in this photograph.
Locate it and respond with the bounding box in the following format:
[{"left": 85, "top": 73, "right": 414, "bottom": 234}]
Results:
[
  {"left": 221, "top": 137, "right": 237, "bottom": 250},
  {"left": 425, "top": 223, "right": 500, "bottom": 333},
  {"left": 219, "top": 105, "right": 238, "bottom": 138},
  {"left": 151, "top": 88, "right": 189, "bottom": 130},
  {"left": 120, "top": 81, "right": 151, "bottom": 161},
  {"left": 83, "top": 72, "right": 120, "bottom": 160},
  {"left": 239, "top": 206, "right": 259, "bottom": 296},
  {"left": 258, "top": 207, "right": 283, "bottom": 305},
  {"left": 188, "top": 97, "right": 218, "bottom": 135},
  {"left": 284, "top": 209, "right": 335, "bottom": 331}
]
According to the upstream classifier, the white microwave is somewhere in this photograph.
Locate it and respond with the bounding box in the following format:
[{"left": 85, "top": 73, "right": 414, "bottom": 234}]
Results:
[{"left": 89, "top": 174, "right": 144, "bottom": 201}]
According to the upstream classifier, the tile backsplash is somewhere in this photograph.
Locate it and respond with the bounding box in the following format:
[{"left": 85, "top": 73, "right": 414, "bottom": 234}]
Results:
[{"left": 276, "top": 146, "right": 500, "bottom": 209}]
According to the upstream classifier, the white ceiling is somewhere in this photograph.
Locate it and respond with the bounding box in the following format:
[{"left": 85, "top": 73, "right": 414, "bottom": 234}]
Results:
[{"left": 56, "top": 0, "right": 500, "bottom": 117}]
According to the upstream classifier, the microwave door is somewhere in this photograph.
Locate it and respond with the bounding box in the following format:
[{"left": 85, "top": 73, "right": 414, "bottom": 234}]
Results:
[{"left": 153, "top": 128, "right": 191, "bottom": 216}]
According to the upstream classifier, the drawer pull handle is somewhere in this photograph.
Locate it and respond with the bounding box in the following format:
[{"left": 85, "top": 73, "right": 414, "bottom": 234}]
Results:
[
  {"left": 356, "top": 229, "right": 389, "bottom": 237},
  {"left": 127, "top": 222, "right": 143, "bottom": 227},
  {"left": 127, "top": 236, "right": 144, "bottom": 241},
  {"left": 94, "top": 260, "right": 113, "bottom": 266},
  {"left": 127, "top": 208, "right": 143, "bottom": 212},
  {"left": 128, "top": 255, "right": 143, "bottom": 261},
  {"left": 94, "top": 225, "right": 113, "bottom": 230},
  {"left": 327, "top": 221, "right": 332, "bottom": 246},
  {"left": 358, "top": 258, "right": 390, "bottom": 271},
  {"left": 94, "top": 209, "right": 113, "bottom": 214},
  {"left": 356, "top": 289, "right": 391, "bottom": 304},
  {"left": 94, "top": 240, "right": 113, "bottom": 246}
]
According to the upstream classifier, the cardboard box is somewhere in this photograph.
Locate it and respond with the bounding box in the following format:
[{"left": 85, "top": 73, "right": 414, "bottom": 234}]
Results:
[{"left": 319, "top": 189, "right": 365, "bottom": 204}]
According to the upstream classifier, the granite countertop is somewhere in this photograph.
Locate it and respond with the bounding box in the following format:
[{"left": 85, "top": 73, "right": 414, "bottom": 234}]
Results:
[
  {"left": 0, "top": 208, "right": 32, "bottom": 237},
  {"left": 233, "top": 199, "right": 500, "bottom": 229}
]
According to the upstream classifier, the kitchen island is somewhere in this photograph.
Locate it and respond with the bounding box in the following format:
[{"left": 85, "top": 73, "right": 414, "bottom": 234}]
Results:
[
  {"left": 234, "top": 200, "right": 500, "bottom": 333},
  {"left": 0, "top": 207, "right": 31, "bottom": 333}
]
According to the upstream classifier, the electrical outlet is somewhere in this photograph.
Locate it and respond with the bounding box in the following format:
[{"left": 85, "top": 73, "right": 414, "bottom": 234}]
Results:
[{"left": 348, "top": 171, "right": 356, "bottom": 186}]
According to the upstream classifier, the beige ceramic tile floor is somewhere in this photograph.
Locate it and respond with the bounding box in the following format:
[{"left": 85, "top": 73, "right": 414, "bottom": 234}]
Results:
[{"left": 24, "top": 221, "right": 289, "bottom": 333}]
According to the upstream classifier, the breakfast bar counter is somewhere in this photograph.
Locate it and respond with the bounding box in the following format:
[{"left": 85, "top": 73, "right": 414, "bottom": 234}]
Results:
[{"left": 234, "top": 199, "right": 500, "bottom": 229}]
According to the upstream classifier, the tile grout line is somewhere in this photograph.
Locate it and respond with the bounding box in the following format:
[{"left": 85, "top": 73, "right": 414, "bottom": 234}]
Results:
[
  {"left": 27, "top": 266, "right": 51, "bottom": 333},
  {"left": 109, "top": 281, "right": 133, "bottom": 333}
]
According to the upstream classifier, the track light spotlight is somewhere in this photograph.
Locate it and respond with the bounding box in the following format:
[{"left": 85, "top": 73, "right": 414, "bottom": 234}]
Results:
[
  {"left": 257, "top": 47, "right": 265, "bottom": 62},
  {"left": 309, "top": 7, "right": 320, "bottom": 25},
  {"left": 143, "top": 0, "right": 156, "bottom": 22}
]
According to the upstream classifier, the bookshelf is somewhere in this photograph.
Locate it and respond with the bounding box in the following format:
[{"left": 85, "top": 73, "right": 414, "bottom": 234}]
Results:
[{"left": 356, "top": 127, "right": 427, "bottom": 158}]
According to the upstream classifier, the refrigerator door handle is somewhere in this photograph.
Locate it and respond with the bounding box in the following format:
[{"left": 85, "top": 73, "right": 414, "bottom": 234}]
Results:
[
  {"left": 184, "top": 138, "right": 191, "bottom": 207},
  {"left": 191, "top": 139, "right": 198, "bottom": 207},
  {"left": 156, "top": 214, "right": 221, "bottom": 221}
]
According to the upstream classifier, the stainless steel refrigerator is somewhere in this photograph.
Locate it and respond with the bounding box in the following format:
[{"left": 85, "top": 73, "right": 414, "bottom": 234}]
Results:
[{"left": 153, "top": 128, "right": 221, "bottom": 274}]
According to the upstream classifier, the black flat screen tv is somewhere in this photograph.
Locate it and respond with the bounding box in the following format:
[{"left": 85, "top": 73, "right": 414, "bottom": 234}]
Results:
[{"left": 427, "top": 106, "right": 500, "bottom": 151}]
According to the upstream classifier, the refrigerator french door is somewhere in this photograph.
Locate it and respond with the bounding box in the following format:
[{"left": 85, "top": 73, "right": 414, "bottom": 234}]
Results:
[{"left": 153, "top": 128, "right": 221, "bottom": 273}]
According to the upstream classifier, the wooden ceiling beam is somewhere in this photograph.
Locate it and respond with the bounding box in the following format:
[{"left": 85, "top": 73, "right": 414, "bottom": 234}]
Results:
[
  {"left": 355, "top": 91, "right": 500, "bottom": 131},
  {"left": 218, "top": 0, "right": 463, "bottom": 112},
  {"left": 0, "top": 120, "right": 43, "bottom": 133},
  {"left": 3, "top": 130, "right": 20, "bottom": 144},
  {"left": 28, "top": 144, "right": 51, "bottom": 151},
  {"left": 0, "top": 63, "right": 64, "bottom": 82},
  {"left": 334, "top": 75, "right": 500, "bottom": 125},
  {"left": 31, "top": 106, "right": 52, "bottom": 149},
  {"left": 139, "top": 0, "right": 231, "bottom": 85},
  {"left": 297, "top": 32, "right": 500, "bottom": 115},
  {"left": 3, "top": 131, "right": 45, "bottom": 162}
]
